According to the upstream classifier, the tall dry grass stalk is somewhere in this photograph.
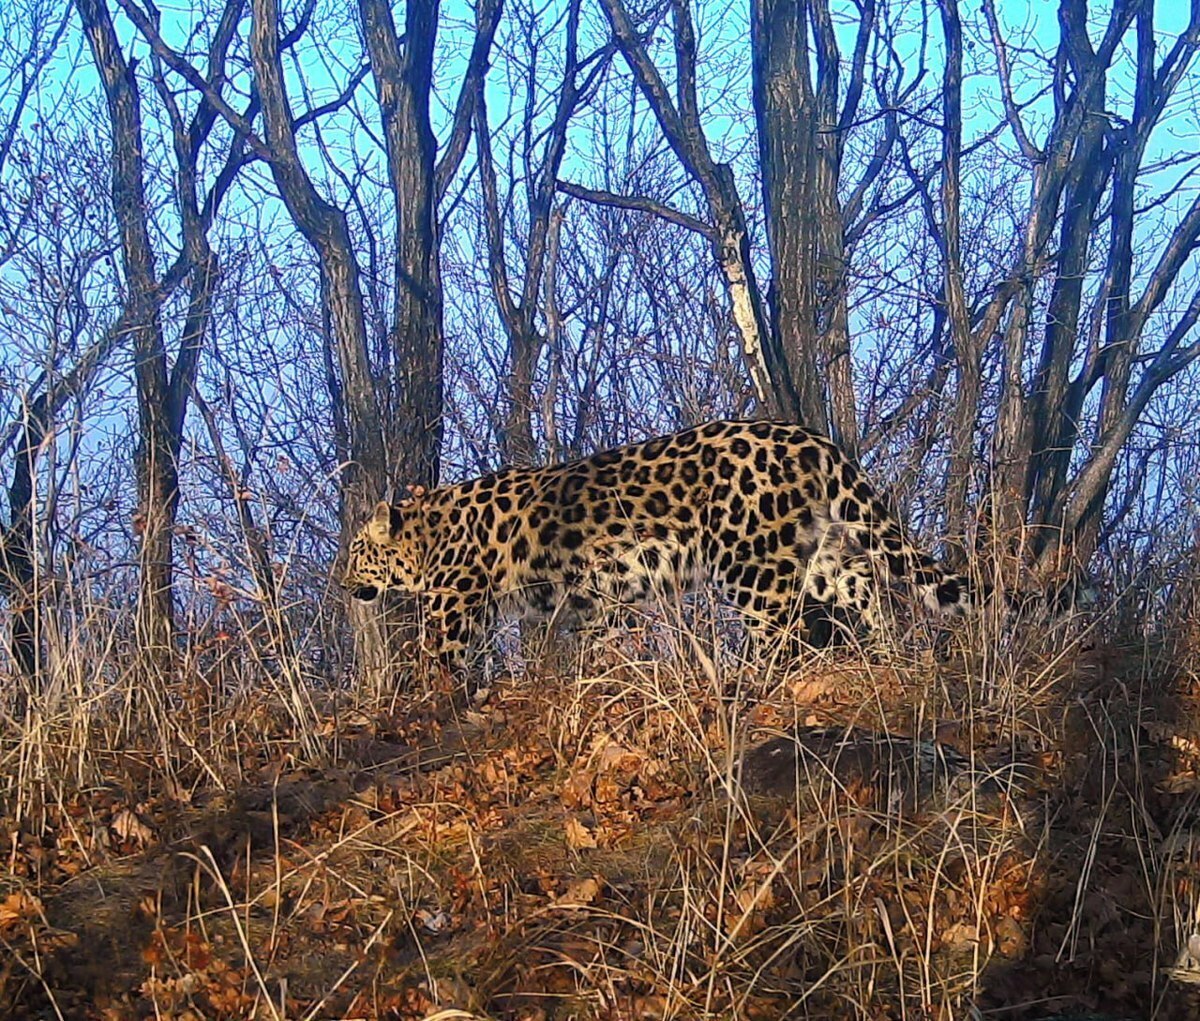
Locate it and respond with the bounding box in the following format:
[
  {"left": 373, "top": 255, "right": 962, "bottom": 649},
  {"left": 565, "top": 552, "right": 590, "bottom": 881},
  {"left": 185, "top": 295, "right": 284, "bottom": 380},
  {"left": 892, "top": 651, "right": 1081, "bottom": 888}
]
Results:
[{"left": 2, "top": 540, "right": 1199, "bottom": 1017}]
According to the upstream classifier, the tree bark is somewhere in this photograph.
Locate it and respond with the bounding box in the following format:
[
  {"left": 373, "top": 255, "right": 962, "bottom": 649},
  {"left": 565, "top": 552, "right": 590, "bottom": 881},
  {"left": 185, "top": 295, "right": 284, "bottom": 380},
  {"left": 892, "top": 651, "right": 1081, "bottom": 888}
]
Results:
[
  {"left": 5, "top": 397, "right": 51, "bottom": 682},
  {"left": 751, "top": 0, "right": 828, "bottom": 435},
  {"left": 250, "top": 0, "right": 386, "bottom": 529},
  {"left": 935, "top": 0, "right": 979, "bottom": 557},
  {"left": 77, "top": 0, "right": 177, "bottom": 663},
  {"left": 248, "top": 0, "right": 395, "bottom": 683},
  {"left": 810, "top": 0, "right": 864, "bottom": 452},
  {"left": 359, "top": 0, "right": 445, "bottom": 486}
]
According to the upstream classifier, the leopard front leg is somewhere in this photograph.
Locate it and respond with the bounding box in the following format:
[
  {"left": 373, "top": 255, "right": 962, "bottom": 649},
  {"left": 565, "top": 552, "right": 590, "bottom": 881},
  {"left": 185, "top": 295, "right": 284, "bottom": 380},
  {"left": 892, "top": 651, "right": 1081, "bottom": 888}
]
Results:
[
  {"left": 797, "top": 555, "right": 892, "bottom": 657},
  {"left": 717, "top": 578, "right": 808, "bottom": 664},
  {"left": 423, "top": 590, "right": 497, "bottom": 678}
]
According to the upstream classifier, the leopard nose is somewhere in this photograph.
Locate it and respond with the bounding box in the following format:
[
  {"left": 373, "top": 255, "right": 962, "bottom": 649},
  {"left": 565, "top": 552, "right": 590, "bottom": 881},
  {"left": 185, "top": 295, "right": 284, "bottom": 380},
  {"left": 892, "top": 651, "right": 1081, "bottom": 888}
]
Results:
[{"left": 350, "top": 585, "right": 380, "bottom": 602}]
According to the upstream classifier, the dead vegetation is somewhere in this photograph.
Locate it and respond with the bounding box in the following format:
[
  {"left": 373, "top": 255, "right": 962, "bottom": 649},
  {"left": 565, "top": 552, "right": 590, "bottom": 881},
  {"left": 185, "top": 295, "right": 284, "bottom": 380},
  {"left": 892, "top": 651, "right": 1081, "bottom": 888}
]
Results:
[{"left": 2, "top": 595, "right": 1200, "bottom": 1021}]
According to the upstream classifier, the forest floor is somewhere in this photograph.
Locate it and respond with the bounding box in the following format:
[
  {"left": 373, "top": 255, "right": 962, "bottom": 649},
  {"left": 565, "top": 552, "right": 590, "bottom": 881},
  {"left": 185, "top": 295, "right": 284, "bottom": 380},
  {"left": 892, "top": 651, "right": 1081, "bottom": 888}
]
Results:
[{"left": 3, "top": 612, "right": 1200, "bottom": 1020}]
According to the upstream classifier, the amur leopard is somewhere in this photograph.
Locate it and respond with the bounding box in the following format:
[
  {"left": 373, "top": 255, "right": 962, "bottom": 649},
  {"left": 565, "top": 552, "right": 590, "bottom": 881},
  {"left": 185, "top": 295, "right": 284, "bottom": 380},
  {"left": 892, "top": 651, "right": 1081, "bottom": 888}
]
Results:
[{"left": 341, "top": 419, "right": 975, "bottom": 665}]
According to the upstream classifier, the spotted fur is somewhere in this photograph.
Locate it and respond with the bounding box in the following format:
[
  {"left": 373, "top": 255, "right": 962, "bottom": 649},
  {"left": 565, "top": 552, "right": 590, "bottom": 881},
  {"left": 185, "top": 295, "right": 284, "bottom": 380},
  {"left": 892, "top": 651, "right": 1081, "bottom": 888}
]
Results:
[{"left": 341, "top": 420, "right": 974, "bottom": 665}]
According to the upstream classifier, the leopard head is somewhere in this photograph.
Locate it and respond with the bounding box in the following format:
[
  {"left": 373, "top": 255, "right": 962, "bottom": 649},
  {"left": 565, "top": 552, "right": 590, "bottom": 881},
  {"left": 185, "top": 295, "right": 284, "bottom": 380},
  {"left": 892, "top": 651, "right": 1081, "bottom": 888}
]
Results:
[{"left": 342, "top": 494, "right": 427, "bottom": 602}]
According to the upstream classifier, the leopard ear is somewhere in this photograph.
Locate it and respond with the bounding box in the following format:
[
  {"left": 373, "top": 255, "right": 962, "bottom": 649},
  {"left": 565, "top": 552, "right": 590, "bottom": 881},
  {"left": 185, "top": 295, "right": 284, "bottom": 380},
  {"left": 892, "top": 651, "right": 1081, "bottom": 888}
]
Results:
[{"left": 367, "top": 500, "right": 393, "bottom": 543}]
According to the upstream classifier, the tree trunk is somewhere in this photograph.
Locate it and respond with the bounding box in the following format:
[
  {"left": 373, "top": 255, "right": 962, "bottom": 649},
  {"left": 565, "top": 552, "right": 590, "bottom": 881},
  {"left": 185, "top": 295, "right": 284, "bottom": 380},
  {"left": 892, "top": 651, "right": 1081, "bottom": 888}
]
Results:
[
  {"left": 249, "top": 0, "right": 393, "bottom": 683},
  {"left": 502, "top": 327, "right": 541, "bottom": 467},
  {"left": 936, "top": 0, "right": 979, "bottom": 555},
  {"left": 78, "top": 0, "right": 177, "bottom": 663},
  {"left": 751, "top": 0, "right": 828, "bottom": 434},
  {"left": 707, "top": 169, "right": 800, "bottom": 421},
  {"left": 601, "top": 0, "right": 803, "bottom": 424},
  {"left": 474, "top": 69, "right": 543, "bottom": 466},
  {"left": 250, "top": 0, "right": 387, "bottom": 516},
  {"left": 542, "top": 205, "right": 565, "bottom": 463},
  {"left": 5, "top": 401, "right": 49, "bottom": 681},
  {"left": 1026, "top": 120, "right": 1109, "bottom": 529},
  {"left": 990, "top": 291, "right": 1034, "bottom": 552},
  {"left": 359, "top": 0, "right": 444, "bottom": 486}
]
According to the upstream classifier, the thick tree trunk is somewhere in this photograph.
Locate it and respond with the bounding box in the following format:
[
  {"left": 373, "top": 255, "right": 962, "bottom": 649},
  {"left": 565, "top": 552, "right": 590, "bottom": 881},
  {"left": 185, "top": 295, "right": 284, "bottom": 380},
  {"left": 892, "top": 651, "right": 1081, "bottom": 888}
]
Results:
[
  {"left": 250, "top": 0, "right": 386, "bottom": 516},
  {"left": 936, "top": 0, "right": 979, "bottom": 556},
  {"left": 1026, "top": 121, "right": 1109, "bottom": 528},
  {"left": 250, "top": 0, "right": 393, "bottom": 683},
  {"left": 751, "top": 0, "right": 828, "bottom": 434},
  {"left": 502, "top": 329, "right": 541, "bottom": 467},
  {"left": 78, "top": 0, "right": 178, "bottom": 663},
  {"left": 5, "top": 404, "right": 49, "bottom": 681},
  {"left": 134, "top": 381, "right": 177, "bottom": 659},
  {"left": 359, "top": 0, "right": 444, "bottom": 486},
  {"left": 990, "top": 293, "right": 1034, "bottom": 551},
  {"left": 752, "top": 0, "right": 870, "bottom": 446}
]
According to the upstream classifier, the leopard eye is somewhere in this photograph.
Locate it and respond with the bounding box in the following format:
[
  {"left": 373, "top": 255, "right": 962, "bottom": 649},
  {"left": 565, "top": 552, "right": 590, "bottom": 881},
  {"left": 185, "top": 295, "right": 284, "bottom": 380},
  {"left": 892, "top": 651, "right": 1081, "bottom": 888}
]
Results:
[{"left": 351, "top": 585, "right": 380, "bottom": 602}]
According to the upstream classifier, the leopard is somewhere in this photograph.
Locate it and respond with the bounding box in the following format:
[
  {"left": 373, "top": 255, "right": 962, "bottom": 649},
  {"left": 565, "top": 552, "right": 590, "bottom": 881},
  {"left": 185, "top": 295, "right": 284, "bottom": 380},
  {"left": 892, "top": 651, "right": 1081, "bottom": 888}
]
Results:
[{"left": 340, "top": 419, "right": 976, "bottom": 667}]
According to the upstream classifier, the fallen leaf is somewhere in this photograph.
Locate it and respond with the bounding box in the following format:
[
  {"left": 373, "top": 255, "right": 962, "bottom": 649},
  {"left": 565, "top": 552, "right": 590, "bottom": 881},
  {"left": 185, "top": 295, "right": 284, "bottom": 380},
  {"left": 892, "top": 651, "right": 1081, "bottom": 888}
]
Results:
[
  {"left": 0, "top": 891, "right": 42, "bottom": 934},
  {"left": 941, "top": 921, "right": 979, "bottom": 948},
  {"left": 415, "top": 908, "right": 452, "bottom": 934},
  {"left": 792, "top": 676, "right": 836, "bottom": 702},
  {"left": 557, "top": 876, "right": 602, "bottom": 907},
  {"left": 993, "top": 915, "right": 1027, "bottom": 957},
  {"left": 565, "top": 815, "right": 598, "bottom": 850},
  {"left": 111, "top": 808, "right": 155, "bottom": 848},
  {"left": 725, "top": 879, "right": 776, "bottom": 939}
]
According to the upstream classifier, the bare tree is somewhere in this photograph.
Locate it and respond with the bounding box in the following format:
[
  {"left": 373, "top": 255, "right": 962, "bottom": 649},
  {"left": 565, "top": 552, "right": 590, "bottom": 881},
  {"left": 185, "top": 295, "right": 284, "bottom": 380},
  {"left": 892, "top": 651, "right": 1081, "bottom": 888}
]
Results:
[
  {"left": 751, "top": 0, "right": 881, "bottom": 448},
  {"left": 0, "top": 0, "right": 83, "bottom": 680},
  {"left": 358, "top": 0, "right": 502, "bottom": 482},
  {"left": 75, "top": 0, "right": 246, "bottom": 665},
  {"left": 1035, "top": 1, "right": 1200, "bottom": 564},
  {"left": 941, "top": 0, "right": 1200, "bottom": 571},
  {"left": 247, "top": 0, "right": 387, "bottom": 523},
  {"left": 6, "top": 0, "right": 1200, "bottom": 689},
  {"left": 0, "top": 0, "right": 70, "bottom": 267},
  {"left": 121, "top": 0, "right": 501, "bottom": 679},
  {"left": 595, "top": 0, "right": 804, "bottom": 424},
  {"left": 933, "top": 0, "right": 978, "bottom": 554},
  {"left": 474, "top": 0, "right": 610, "bottom": 465}
]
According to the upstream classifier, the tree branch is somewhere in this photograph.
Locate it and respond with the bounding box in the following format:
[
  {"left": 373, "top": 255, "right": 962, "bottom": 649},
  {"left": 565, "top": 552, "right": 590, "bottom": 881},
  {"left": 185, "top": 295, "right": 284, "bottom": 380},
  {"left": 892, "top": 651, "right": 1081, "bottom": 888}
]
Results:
[
  {"left": 555, "top": 179, "right": 713, "bottom": 237},
  {"left": 434, "top": 0, "right": 503, "bottom": 201},
  {"left": 114, "top": 0, "right": 271, "bottom": 159},
  {"left": 981, "top": 0, "right": 1043, "bottom": 161}
]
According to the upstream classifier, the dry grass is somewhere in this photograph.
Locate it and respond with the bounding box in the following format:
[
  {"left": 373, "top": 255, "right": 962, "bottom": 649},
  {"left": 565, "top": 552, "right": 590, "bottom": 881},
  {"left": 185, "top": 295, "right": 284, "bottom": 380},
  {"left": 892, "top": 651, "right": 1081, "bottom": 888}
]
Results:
[{"left": 3, "top": 587, "right": 1200, "bottom": 1020}]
